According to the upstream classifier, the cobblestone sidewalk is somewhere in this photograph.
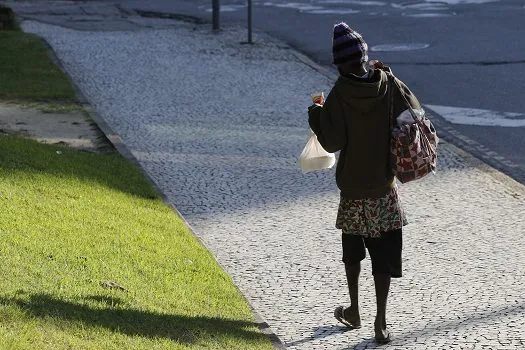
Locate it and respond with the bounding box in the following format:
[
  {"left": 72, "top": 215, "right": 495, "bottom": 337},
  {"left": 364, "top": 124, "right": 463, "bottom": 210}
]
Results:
[{"left": 17, "top": 8, "right": 525, "bottom": 349}]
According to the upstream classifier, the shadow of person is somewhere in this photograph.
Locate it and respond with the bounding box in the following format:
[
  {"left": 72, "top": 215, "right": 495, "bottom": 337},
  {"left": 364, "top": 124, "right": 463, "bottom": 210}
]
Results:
[
  {"left": 341, "top": 299, "right": 525, "bottom": 349},
  {"left": 340, "top": 337, "right": 380, "bottom": 349},
  {"left": 285, "top": 324, "right": 351, "bottom": 347},
  {"left": 0, "top": 293, "right": 267, "bottom": 344}
]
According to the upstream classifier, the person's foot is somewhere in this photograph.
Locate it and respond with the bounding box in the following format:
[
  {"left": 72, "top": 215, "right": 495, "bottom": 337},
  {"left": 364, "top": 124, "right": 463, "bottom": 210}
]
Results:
[
  {"left": 374, "top": 319, "right": 391, "bottom": 344},
  {"left": 343, "top": 306, "right": 361, "bottom": 327},
  {"left": 374, "top": 328, "right": 392, "bottom": 344},
  {"left": 334, "top": 306, "right": 361, "bottom": 329}
]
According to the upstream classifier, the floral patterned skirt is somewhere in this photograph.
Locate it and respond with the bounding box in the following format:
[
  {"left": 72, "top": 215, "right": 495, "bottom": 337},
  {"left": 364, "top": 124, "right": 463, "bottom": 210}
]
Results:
[{"left": 336, "top": 186, "right": 408, "bottom": 238}]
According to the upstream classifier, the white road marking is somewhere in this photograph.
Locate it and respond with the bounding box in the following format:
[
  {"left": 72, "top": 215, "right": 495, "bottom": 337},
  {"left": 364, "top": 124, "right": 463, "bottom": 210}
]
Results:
[
  {"left": 307, "top": 8, "right": 360, "bottom": 14},
  {"left": 392, "top": 3, "right": 448, "bottom": 10},
  {"left": 203, "top": 4, "right": 246, "bottom": 12},
  {"left": 318, "top": 0, "right": 386, "bottom": 5},
  {"left": 427, "top": 105, "right": 525, "bottom": 127},
  {"left": 370, "top": 43, "right": 430, "bottom": 51},
  {"left": 423, "top": 0, "right": 499, "bottom": 4},
  {"left": 200, "top": 0, "right": 500, "bottom": 15},
  {"left": 262, "top": 2, "right": 323, "bottom": 11},
  {"left": 403, "top": 12, "right": 456, "bottom": 17}
]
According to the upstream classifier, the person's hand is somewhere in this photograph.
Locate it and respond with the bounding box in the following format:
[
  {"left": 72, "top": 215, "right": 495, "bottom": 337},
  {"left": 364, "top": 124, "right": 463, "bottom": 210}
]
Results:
[
  {"left": 368, "top": 60, "right": 385, "bottom": 70},
  {"left": 308, "top": 103, "right": 321, "bottom": 112}
]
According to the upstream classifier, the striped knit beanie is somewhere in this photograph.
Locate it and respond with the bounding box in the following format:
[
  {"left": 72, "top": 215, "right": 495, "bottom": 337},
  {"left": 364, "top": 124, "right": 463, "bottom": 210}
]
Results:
[{"left": 332, "top": 22, "right": 368, "bottom": 66}]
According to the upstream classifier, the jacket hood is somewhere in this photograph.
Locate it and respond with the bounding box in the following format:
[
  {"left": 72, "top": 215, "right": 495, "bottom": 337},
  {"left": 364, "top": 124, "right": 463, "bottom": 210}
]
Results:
[{"left": 334, "top": 69, "right": 388, "bottom": 113}]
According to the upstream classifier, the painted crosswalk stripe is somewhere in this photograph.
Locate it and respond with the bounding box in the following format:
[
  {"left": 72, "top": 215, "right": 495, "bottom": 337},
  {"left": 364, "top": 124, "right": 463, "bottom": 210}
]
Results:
[{"left": 426, "top": 105, "right": 525, "bottom": 127}]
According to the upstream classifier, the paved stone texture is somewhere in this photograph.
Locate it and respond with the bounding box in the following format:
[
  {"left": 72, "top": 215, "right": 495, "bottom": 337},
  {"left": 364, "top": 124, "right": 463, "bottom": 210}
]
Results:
[{"left": 16, "top": 4, "right": 525, "bottom": 348}]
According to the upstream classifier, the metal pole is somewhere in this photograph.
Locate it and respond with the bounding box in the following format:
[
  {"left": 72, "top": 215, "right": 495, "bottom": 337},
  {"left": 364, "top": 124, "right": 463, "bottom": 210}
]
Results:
[
  {"left": 212, "top": 0, "right": 220, "bottom": 31},
  {"left": 247, "top": 0, "right": 253, "bottom": 43}
]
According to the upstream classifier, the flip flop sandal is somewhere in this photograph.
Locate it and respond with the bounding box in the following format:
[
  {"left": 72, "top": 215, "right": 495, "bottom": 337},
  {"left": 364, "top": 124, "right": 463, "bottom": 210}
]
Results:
[
  {"left": 375, "top": 329, "right": 392, "bottom": 344},
  {"left": 334, "top": 306, "right": 361, "bottom": 329}
]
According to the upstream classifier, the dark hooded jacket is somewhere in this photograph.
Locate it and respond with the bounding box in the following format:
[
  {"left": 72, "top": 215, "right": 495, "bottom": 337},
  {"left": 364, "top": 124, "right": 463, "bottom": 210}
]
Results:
[{"left": 308, "top": 68, "right": 421, "bottom": 199}]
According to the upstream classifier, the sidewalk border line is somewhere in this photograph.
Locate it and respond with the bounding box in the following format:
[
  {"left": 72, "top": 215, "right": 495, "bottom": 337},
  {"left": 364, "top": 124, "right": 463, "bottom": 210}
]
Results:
[
  {"left": 440, "top": 142, "right": 525, "bottom": 197},
  {"left": 20, "top": 18, "right": 286, "bottom": 350}
]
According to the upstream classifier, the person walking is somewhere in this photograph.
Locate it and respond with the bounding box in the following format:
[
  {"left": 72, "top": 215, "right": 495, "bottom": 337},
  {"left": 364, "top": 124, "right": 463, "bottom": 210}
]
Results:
[{"left": 308, "top": 22, "right": 422, "bottom": 344}]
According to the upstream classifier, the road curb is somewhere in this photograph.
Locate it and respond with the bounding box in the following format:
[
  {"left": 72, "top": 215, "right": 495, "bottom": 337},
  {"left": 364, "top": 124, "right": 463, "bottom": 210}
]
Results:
[
  {"left": 441, "top": 142, "right": 525, "bottom": 197},
  {"left": 424, "top": 111, "right": 525, "bottom": 186},
  {"left": 292, "top": 48, "right": 338, "bottom": 81},
  {"left": 21, "top": 17, "right": 286, "bottom": 350}
]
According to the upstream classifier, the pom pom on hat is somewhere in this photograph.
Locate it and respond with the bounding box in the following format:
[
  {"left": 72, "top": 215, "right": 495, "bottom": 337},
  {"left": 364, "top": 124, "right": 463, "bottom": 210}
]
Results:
[{"left": 332, "top": 22, "right": 368, "bottom": 66}]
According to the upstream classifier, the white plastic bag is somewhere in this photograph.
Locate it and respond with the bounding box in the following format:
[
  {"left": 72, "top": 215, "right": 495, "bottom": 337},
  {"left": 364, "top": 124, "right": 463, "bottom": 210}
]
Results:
[
  {"left": 396, "top": 108, "right": 425, "bottom": 127},
  {"left": 298, "top": 130, "right": 336, "bottom": 173}
]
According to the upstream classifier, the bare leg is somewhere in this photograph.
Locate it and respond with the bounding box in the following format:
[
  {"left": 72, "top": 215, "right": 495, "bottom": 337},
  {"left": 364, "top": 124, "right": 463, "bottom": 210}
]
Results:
[
  {"left": 344, "top": 262, "right": 361, "bottom": 324},
  {"left": 373, "top": 273, "right": 391, "bottom": 341}
]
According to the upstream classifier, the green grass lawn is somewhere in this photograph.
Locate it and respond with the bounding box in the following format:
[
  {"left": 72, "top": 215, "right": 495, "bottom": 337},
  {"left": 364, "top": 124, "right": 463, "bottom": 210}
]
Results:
[
  {"left": 0, "top": 22, "right": 80, "bottom": 110},
  {"left": 0, "top": 135, "right": 273, "bottom": 349},
  {"left": 0, "top": 7, "right": 272, "bottom": 348}
]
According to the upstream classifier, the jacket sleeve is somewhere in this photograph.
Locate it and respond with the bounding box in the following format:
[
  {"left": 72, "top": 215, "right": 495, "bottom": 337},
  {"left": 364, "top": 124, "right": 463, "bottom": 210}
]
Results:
[
  {"left": 307, "top": 90, "right": 346, "bottom": 153},
  {"left": 393, "top": 77, "right": 421, "bottom": 117}
]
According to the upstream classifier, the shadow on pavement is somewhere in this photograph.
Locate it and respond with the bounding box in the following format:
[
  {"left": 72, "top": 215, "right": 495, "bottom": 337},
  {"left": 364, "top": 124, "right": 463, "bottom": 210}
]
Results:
[
  {"left": 136, "top": 142, "right": 469, "bottom": 217},
  {"left": 284, "top": 324, "right": 353, "bottom": 348},
  {"left": 277, "top": 300, "right": 525, "bottom": 349},
  {"left": 342, "top": 300, "right": 525, "bottom": 349}
]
